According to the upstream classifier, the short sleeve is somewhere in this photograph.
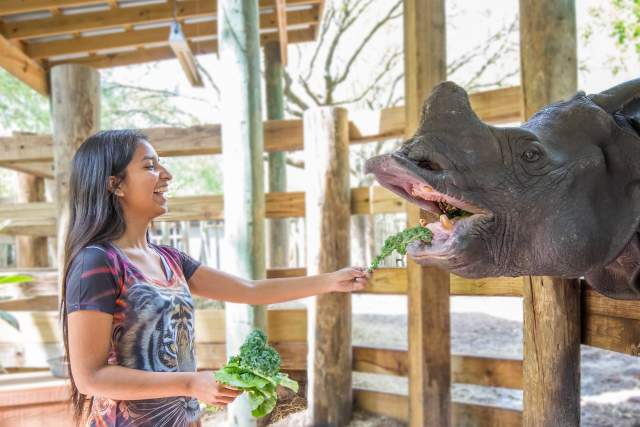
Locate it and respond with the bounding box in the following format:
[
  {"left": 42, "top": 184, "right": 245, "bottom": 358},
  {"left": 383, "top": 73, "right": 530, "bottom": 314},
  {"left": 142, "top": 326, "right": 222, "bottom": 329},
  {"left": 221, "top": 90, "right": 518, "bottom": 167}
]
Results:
[
  {"left": 177, "top": 249, "right": 201, "bottom": 281},
  {"left": 65, "top": 246, "right": 119, "bottom": 315}
]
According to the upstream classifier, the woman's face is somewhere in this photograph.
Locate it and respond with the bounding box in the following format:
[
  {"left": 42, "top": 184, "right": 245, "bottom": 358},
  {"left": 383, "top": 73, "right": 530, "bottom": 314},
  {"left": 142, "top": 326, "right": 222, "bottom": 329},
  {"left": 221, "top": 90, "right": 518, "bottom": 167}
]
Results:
[{"left": 112, "top": 140, "right": 173, "bottom": 220}]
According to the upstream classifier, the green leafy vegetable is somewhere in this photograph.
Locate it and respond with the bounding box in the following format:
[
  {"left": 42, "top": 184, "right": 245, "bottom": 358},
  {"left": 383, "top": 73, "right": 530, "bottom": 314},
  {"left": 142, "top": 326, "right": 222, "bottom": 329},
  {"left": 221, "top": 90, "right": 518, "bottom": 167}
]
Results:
[
  {"left": 208, "top": 329, "right": 298, "bottom": 418},
  {"left": 368, "top": 224, "right": 433, "bottom": 272}
]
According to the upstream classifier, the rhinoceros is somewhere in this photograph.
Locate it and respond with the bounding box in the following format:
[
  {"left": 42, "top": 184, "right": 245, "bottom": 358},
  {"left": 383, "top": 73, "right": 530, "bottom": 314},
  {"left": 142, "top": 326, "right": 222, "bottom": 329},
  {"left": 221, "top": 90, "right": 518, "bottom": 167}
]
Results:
[{"left": 365, "top": 79, "right": 640, "bottom": 299}]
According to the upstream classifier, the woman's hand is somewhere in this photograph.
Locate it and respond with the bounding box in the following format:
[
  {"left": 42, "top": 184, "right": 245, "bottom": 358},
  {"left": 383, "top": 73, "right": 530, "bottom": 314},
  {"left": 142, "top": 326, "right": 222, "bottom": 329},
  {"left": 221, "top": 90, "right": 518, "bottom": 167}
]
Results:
[
  {"left": 328, "top": 267, "right": 371, "bottom": 292},
  {"left": 187, "top": 371, "right": 242, "bottom": 406}
]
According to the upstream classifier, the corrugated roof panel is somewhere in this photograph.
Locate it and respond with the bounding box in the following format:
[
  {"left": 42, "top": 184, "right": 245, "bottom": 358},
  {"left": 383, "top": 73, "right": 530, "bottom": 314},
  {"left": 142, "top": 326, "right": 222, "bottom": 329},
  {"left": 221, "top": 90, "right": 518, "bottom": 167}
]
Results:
[
  {"left": 81, "top": 27, "right": 128, "bottom": 37},
  {"left": 118, "top": 0, "right": 167, "bottom": 8},
  {"left": 62, "top": 4, "right": 112, "bottom": 15},
  {"left": 1, "top": 11, "right": 53, "bottom": 22}
]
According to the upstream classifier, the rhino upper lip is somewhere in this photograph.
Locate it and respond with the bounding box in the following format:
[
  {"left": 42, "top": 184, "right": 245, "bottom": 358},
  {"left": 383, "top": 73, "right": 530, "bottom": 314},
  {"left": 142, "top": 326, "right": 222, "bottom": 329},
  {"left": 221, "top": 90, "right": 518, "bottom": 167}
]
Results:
[{"left": 375, "top": 155, "right": 489, "bottom": 217}]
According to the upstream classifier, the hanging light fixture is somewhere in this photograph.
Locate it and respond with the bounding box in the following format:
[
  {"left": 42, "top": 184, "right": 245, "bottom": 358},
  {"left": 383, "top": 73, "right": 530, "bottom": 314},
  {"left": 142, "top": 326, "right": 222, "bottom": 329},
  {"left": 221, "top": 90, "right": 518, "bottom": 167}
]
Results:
[{"left": 168, "top": 2, "right": 204, "bottom": 87}]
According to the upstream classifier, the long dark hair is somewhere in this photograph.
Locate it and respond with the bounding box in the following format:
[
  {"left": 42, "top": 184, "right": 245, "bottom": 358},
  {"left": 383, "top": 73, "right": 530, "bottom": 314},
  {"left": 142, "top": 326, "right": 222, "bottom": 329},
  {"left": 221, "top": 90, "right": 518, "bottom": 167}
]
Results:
[{"left": 59, "top": 129, "right": 148, "bottom": 424}]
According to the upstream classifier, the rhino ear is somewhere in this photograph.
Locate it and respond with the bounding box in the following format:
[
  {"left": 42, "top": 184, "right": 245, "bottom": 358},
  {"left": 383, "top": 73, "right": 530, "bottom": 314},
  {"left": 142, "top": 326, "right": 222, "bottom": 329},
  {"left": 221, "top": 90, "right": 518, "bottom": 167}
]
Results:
[
  {"left": 584, "top": 232, "right": 640, "bottom": 300},
  {"left": 621, "top": 96, "right": 640, "bottom": 134},
  {"left": 589, "top": 78, "right": 640, "bottom": 114}
]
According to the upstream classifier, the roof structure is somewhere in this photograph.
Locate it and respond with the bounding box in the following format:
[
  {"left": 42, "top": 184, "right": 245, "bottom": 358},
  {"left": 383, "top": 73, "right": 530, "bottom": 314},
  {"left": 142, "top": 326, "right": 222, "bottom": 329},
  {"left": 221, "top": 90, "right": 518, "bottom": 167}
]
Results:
[{"left": 0, "top": 0, "right": 323, "bottom": 95}]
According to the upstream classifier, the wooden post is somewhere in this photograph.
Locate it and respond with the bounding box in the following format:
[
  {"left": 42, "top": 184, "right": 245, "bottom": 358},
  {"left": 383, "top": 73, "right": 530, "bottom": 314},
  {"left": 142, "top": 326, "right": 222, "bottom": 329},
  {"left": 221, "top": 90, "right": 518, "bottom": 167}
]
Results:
[
  {"left": 16, "top": 173, "right": 48, "bottom": 268},
  {"left": 520, "top": 1, "right": 581, "bottom": 426},
  {"left": 264, "top": 42, "right": 289, "bottom": 269},
  {"left": 218, "top": 1, "right": 266, "bottom": 426},
  {"left": 403, "top": 1, "right": 450, "bottom": 426},
  {"left": 304, "top": 107, "right": 352, "bottom": 426},
  {"left": 50, "top": 64, "right": 100, "bottom": 302}
]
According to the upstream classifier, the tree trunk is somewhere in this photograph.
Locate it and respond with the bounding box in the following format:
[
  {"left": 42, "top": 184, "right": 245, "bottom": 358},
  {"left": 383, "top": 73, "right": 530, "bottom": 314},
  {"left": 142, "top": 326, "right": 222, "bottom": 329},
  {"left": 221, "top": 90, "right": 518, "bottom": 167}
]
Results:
[
  {"left": 403, "top": 1, "right": 450, "bottom": 426},
  {"left": 218, "top": 1, "right": 267, "bottom": 425},
  {"left": 50, "top": 64, "right": 100, "bottom": 304},
  {"left": 304, "top": 107, "right": 352, "bottom": 427},
  {"left": 265, "top": 42, "right": 289, "bottom": 269}
]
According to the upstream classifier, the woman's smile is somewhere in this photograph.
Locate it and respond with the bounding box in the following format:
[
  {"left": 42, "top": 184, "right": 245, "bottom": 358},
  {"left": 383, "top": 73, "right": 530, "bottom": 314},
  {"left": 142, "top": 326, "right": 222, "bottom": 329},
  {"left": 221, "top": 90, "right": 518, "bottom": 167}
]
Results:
[{"left": 153, "top": 186, "right": 168, "bottom": 204}]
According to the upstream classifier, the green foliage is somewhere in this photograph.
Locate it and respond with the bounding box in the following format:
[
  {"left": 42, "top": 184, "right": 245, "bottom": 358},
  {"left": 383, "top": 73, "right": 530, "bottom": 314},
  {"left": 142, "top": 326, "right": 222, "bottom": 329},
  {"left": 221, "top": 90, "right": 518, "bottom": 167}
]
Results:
[
  {"left": 0, "top": 67, "right": 219, "bottom": 200},
  {"left": 610, "top": 0, "right": 640, "bottom": 57},
  {"left": 211, "top": 329, "right": 298, "bottom": 418},
  {"left": 0, "top": 70, "right": 50, "bottom": 134},
  {"left": 368, "top": 225, "right": 433, "bottom": 272},
  {"left": 162, "top": 156, "right": 223, "bottom": 196},
  {"left": 0, "top": 275, "right": 33, "bottom": 285}
]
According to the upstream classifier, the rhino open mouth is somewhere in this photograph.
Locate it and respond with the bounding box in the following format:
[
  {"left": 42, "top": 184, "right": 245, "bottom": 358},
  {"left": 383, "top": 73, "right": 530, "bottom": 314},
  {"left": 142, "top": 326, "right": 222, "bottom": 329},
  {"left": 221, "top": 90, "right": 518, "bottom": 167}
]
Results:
[{"left": 368, "top": 154, "right": 492, "bottom": 259}]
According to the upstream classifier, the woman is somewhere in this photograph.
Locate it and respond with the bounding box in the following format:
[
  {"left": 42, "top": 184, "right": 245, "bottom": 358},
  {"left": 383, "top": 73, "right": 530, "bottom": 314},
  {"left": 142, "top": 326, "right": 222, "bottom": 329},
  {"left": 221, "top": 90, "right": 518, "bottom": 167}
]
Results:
[{"left": 62, "top": 130, "right": 371, "bottom": 427}]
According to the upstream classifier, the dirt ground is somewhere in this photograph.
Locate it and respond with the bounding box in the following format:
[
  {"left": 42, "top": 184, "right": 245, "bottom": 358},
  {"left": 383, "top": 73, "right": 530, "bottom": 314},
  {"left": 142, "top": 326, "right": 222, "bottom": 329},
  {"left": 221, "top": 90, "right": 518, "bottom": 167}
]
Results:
[{"left": 203, "top": 299, "right": 640, "bottom": 427}]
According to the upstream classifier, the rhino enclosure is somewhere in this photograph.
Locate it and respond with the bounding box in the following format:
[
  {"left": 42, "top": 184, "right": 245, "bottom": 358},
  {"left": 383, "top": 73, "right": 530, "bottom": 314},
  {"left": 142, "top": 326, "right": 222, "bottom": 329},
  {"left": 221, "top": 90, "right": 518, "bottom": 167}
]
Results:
[{"left": 0, "top": 0, "right": 639, "bottom": 427}]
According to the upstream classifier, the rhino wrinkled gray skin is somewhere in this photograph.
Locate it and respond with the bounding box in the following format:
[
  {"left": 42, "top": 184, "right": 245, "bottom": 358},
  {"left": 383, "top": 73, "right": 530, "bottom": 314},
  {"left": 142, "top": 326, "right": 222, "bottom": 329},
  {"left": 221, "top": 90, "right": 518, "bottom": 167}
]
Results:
[{"left": 365, "top": 79, "right": 640, "bottom": 299}]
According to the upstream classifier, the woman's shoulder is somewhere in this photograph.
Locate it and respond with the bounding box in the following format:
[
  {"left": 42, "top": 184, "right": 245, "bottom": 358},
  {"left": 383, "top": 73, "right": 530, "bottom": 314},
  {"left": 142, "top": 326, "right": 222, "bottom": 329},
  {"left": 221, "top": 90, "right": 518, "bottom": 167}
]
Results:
[{"left": 71, "top": 242, "right": 119, "bottom": 270}]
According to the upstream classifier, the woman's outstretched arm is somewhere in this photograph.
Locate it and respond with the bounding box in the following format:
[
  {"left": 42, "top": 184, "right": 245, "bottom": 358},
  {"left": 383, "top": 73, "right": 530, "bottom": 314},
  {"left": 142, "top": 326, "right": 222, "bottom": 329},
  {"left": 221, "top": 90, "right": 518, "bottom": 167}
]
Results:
[
  {"left": 67, "top": 310, "right": 240, "bottom": 404},
  {"left": 187, "top": 265, "right": 370, "bottom": 304}
]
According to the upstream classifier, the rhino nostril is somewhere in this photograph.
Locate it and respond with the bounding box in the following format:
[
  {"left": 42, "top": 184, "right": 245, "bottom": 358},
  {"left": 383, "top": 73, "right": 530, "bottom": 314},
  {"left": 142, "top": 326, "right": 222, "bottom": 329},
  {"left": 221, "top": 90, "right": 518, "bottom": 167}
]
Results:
[{"left": 415, "top": 158, "right": 443, "bottom": 171}]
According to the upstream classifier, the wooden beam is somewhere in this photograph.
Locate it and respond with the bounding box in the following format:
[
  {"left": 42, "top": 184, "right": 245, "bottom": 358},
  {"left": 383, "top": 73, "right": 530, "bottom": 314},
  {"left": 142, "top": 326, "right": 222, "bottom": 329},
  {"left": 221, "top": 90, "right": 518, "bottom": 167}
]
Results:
[
  {"left": 523, "top": 277, "right": 581, "bottom": 426},
  {"left": 520, "top": 1, "right": 580, "bottom": 426},
  {"left": 0, "top": 372, "right": 74, "bottom": 426},
  {"left": 27, "top": 8, "right": 317, "bottom": 60},
  {"left": 0, "top": 86, "right": 522, "bottom": 170},
  {"left": 0, "top": 305, "right": 306, "bottom": 344},
  {"left": 353, "top": 347, "right": 523, "bottom": 389},
  {"left": 581, "top": 285, "right": 640, "bottom": 320},
  {"left": 275, "top": 0, "right": 288, "bottom": 65},
  {"left": 0, "top": 267, "right": 524, "bottom": 312},
  {"left": 359, "top": 267, "right": 523, "bottom": 296},
  {"left": 0, "top": 35, "right": 48, "bottom": 95},
  {"left": 582, "top": 312, "right": 640, "bottom": 356},
  {"left": 403, "top": 1, "right": 449, "bottom": 426},
  {"left": 0, "top": 161, "right": 53, "bottom": 179},
  {"left": 304, "top": 107, "right": 352, "bottom": 425},
  {"left": 15, "top": 174, "right": 48, "bottom": 269},
  {"left": 3, "top": 1, "right": 214, "bottom": 40},
  {"left": 3, "top": 0, "right": 320, "bottom": 40},
  {"left": 46, "top": 28, "right": 315, "bottom": 70},
  {"left": 0, "top": 1, "right": 106, "bottom": 15},
  {"left": 354, "top": 390, "right": 523, "bottom": 427}
]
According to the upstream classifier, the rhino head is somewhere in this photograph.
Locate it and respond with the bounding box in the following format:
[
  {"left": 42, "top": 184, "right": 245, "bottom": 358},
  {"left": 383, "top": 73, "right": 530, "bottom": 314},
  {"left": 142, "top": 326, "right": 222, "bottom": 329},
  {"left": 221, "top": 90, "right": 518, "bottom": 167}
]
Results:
[{"left": 365, "top": 79, "right": 640, "bottom": 299}]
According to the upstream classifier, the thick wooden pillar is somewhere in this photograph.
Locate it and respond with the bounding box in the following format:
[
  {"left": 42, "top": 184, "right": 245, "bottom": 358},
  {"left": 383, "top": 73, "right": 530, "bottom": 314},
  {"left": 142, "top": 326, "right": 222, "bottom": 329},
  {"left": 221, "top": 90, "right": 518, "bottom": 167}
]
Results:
[
  {"left": 520, "top": 1, "right": 581, "bottom": 426},
  {"left": 50, "top": 64, "right": 100, "bottom": 302},
  {"left": 403, "top": 1, "right": 450, "bottom": 426},
  {"left": 218, "top": 1, "right": 266, "bottom": 426},
  {"left": 304, "top": 107, "right": 351, "bottom": 426},
  {"left": 16, "top": 173, "right": 48, "bottom": 268},
  {"left": 264, "top": 42, "right": 289, "bottom": 269}
]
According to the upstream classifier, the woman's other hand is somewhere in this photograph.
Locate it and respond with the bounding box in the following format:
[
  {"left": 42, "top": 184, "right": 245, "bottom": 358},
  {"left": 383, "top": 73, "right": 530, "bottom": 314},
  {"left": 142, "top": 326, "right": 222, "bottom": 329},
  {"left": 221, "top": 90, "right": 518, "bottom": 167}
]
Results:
[{"left": 188, "top": 371, "right": 242, "bottom": 406}]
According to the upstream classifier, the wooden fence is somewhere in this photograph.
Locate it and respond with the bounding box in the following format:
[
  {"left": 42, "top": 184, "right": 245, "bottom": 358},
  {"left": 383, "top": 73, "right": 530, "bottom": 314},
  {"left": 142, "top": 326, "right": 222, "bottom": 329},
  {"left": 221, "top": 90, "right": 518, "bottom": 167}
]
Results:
[{"left": 1, "top": 85, "right": 639, "bottom": 426}]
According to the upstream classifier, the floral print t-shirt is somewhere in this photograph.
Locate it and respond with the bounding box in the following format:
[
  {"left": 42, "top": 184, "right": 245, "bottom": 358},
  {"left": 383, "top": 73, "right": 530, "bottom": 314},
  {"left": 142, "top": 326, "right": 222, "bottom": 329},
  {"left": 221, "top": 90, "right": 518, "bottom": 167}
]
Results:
[{"left": 66, "top": 241, "right": 202, "bottom": 427}]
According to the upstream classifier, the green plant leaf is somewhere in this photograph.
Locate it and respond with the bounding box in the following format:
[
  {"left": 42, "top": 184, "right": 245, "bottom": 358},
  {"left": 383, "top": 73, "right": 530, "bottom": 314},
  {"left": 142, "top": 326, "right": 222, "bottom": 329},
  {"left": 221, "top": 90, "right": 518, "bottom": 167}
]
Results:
[
  {"left": 0, "top": 275, "right": 33, "bottom": 285},
  {"left": 276, "top": 373, "right": 299, "bottom": 393}
]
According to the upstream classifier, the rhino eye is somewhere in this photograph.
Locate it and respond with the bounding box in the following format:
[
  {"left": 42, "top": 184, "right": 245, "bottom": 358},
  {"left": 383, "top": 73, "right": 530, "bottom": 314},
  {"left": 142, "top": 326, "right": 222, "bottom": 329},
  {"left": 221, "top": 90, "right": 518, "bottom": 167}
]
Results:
[{"left": 522, "top": 148, "right": 541, "bottom": 162}]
